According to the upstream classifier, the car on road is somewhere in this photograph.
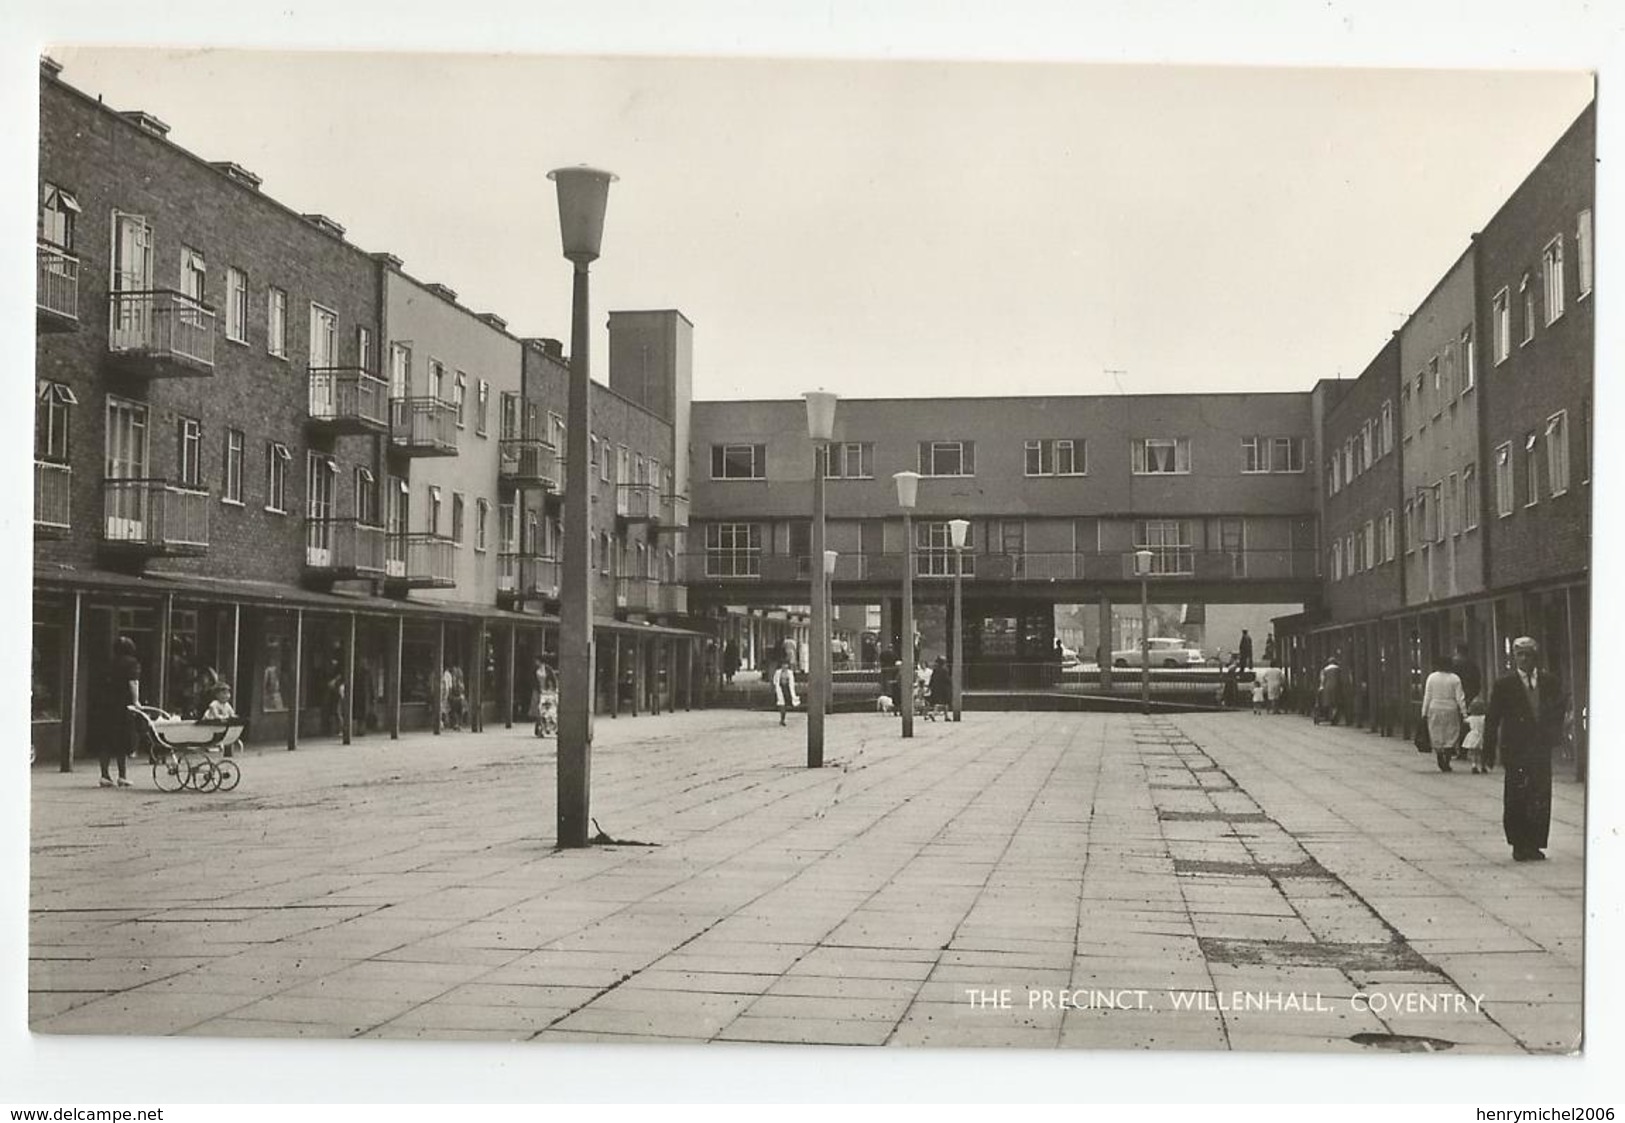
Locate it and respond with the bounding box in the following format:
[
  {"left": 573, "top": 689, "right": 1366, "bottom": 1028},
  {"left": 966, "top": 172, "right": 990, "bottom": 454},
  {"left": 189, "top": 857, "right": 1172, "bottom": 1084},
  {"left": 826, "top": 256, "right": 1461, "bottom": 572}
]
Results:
[{"left": 1111, "top": 637, "right": 1207, "bottom": 668}]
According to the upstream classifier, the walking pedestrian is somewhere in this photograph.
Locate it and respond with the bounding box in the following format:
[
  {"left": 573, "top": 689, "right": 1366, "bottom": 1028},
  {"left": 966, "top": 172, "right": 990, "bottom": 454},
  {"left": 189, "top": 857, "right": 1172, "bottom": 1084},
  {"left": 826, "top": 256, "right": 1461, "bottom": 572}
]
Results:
[
  {"left": 1421, "top": 653, "right": 1467, "bottom": 773},
  {"left": 447, "top": 665, "right": 466, "bottom": 731},
  {"left": 772, "top": 660, "right": 800, "bottom": 726},
  {"left": 722, "top": 640, "right": 740, "bottom": 686},
  {"left": 1484, "top": 637, "right": 1566, "bottom": 862},
  {"left": 928, "top": 655, "right": 952, "bottom": 718},
  {"left": 1259, "top": 660, "right": 1286, "bottom": 714},
  {"left": 96, "top": 636, "right": 142, "bottom": 788},
  {"left": 1238, "top": 629, "right": 1254, "bottom": 672},
  {"left": 1263, "top": 634, "right": 1277, "bottom": 666},
  {"left": 530, "top": 656, "right": 558, "bottom": 737},
  {"left": 1452, "top": 641, "right": 1485, "bottom": 761},
  {"left": 1316, "top": 652, "right": 1344, "bottom": 725}
]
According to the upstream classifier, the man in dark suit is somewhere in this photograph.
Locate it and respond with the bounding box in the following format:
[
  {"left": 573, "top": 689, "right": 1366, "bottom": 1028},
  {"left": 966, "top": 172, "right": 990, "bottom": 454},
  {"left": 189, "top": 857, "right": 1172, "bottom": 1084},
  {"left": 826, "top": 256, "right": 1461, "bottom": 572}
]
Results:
[{"left": 1483, "top": 636, "right": 1567, "bottom": 862}]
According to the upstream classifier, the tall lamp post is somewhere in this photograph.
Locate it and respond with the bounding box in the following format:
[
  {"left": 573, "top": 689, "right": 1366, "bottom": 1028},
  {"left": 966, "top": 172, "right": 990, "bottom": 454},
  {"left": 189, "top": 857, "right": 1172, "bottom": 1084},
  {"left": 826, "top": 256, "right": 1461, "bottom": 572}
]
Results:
[
  {"left": 1134, "top": 547, "right": 1153, "bottom": 715},
  {"left": 894, "top": 471, "right": 920, "bottom": 738},
  {"left": 948, "top": 518, "right": 969, "bottom": 722},
  {"left": 804, "top": 390, "right": 837, "bottom": 768},
  {"left": 548, "top": 165, "right": 615, "bottom": 849},
  {"left": 824, "top": 549, "right": 838, "bottom": 715}
]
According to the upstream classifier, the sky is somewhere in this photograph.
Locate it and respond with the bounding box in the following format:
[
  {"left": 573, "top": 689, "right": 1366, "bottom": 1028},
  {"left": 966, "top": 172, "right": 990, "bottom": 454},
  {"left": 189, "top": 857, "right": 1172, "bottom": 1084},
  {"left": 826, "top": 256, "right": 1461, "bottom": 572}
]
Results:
[{"left": 31, "top": 47, "right": 1596, "bottom": 403}]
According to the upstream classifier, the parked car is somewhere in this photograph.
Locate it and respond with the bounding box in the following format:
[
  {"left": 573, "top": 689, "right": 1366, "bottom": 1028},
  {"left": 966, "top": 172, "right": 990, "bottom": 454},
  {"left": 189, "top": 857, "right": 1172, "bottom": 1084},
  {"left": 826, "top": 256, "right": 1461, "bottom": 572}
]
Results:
[{"left": 1111, "top": 637, "right": 1207, "bottom": 668}]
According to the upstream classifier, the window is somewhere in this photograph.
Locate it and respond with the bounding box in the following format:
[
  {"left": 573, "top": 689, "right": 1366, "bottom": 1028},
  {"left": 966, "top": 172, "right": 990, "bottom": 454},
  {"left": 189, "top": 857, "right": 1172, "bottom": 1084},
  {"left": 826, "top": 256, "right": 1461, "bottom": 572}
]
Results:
[
  {"left": 1492, "top": 287, "right": 1510, "bottom": 364},
  {"left": 225, "top": 267, "right": 248, "bottom": 343},
  {"left": 1360, "top": 424, "right": 1374, "bottom": 472},
  {"left": 1546, "top": 412, "right": 1569, "bottom": 497},
  {"left": 1520, "top": 274, "right": 1535, "bottom": 345},
  {"left": 386, "top": 476, "right": 408, "bottom": 539},
  {"left": 355, "top": 467, "right": 377, "bottom": 525},
  {"left": 1524, "top": 432, "right": 1540, "bottom": 507},
  {"left": 1379, "top": 401, "right": 1394, "bottom": 456},
  {"left": 428, "top": 360, "right": 446, "bottom": 402},
  {"left": 1400, "top": 383, "right": 1411, "bottom": 439},
  {"left": 428, "top": 485, "right": 443, "bottom": 536},
  {"left": 309, "top": 303, "right": 337, "bottom": 368},
  {"left": 306, "top": 452, "right": 336, "bottom": 523},
  {"left": 1446, "top": 473, "right": 1459, "bottom": 537},
  {"left": 599, "top": 435, "right": 611, "bottom": 481},
  {"left": 1331, "top": 538, "right": 1343, "bottom": 581},
  {"left": 1495, "top": 443, "right": 1514, "bottom": 517},
  {"left": 476, "top": 380, "right": 490, "bottom": 436},
  {"left": 177, "top": 417, "right": 203, "bottom": 487},
  {"left": 452, "top": 493, "right": 466, "bottom": 544},
  {"left": 181, "top": 246, "right": 206, "bottom": 304},
  {"left": 1241, "top": 437, "right": 1268, "bottom": 474},
  {"left": 389, "top": 343, "right": 411, "bottom": 398},
  {"left": 1429, "top": 357, "right": 1441, "bottom": 416},
  {"left": 1543, "top": 236, "right": 1565, "bottom": 324},
  {"left": 453, "top": 372, "right": 468, "bottom": 428},
  {"left": 498, "top": 503, "right": 516, "bottom": 553},
  {"left": 589, "top": 435, "right": 599, "bottom": 471},
  {"left": 822, "top": 440, "right": 866, "bottom": 479},
  {"left": 1463, "top": 463, "right": 1479, "bottom": 531},
  {"left": 1416, "top": 488, "right": 1431, "bottom": 547},
  {"left": 267, "top": 288, "right": 287, "bottom": 358},
  {"left": 599, "top": 531, "right": 612, "bottom": 575},
  {"left": 1460, "top": 325, "right": 1476, "bottom": 392},
  {"left": 710, "top": 443, "right": 766, "bottom": 480},
  {"left": 1025, "top": 438, "right": 1085, "bottom": 476},
  {"left": 357, "top": 326, "right": 373, "bottom": 373},
  {"left": 35, "top": 382, "right": 75, "bottom": 463},
  {"left": 918, "top": 440, "right": 975, "bottom": 477},
  {"left": 1328, "top": 456, "right": 1341, "bottom": 495},
  {"left": 1343, "top": 439, "right": 1353, "bottom": 483},
  {"left": 1132, "top": 438, "right": 1189, "bottom": 475},
  {"left": 38, "top": 183, "right": 77, "bottom": 249},
  {"left": 705, "top": 523, "right": 762, "bottom": 577},
  {"left": 498, "top": 392, "right": 519, "bottom": 440},
  {"left": 916, "top": 521, "right": 976, "bottom": 577},
  {"left": 1347, "top": 532, "right": 1357, "bottom": 573},
  {"left": 1403, "top": 499, "right": 1415, "bottom": 554},
  {"left": 1134, "top": 519, "right": 1194, "bottom": 575},
  {"left": 1382, "top": 509, "right": 1396, "bottom": 562},
  {"left": 1442, "top": 343, "right": 1457, "bottom": 401},
  {"left": 1432, "top": 484, "right": 1445, "bottom": 544},
  {"left": 475, "top": 498, "right": 489, "bottom": 552},
  {"left": 265, "top": 442, "right": 290, "bottom": 512},
  {"left": 616, "top": 445, "right": 630, "bottom": 488},
  {"left": 1577, "top": 210, "right": 1594, "bottom": 298},
  {"left": 223, "top": 429, "right": 244, "bottom": 504}
]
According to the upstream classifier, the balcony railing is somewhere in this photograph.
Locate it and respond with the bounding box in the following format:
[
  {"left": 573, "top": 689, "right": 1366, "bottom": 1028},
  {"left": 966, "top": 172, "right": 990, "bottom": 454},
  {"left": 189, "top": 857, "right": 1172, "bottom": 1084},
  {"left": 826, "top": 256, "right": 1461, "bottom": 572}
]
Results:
[
  {"left": 34, "top": 460, "right": 71, "bottom": 534},
  {"left": 658, "top": 583, "right": 688, "bottom": 615},
  {"left": 615, "top": 576, "right": 660, "bottom": 611},
  {"left": 304, "top": 518, "right": 387, "bottom": 576},
  {"left": 101, "top": 479, "right": 209, "bottom": 554},
  {"left": 683, "top": 549, "right": 1321, "bottom": 583},
  {"left": 497, "top": 552, "right": 560, "bottom": 599},
  {"left": 308, "top": 368, "right": 389, "bottom": 433},
  {"left": 388, "top": 397, "right": 459, "bottom": 456},
  {"left": 107, "top": 289, "right": 215, "bottom": 375},
  {"left": 384, "top": 532, "right": 457, "bottom": 587},
  {"left": 659, "top": 492, "right": 690, "bottom": 528},
  {"left": 37, "top": 243, "right": 79, "bottom": 329},
  {"left": 616, "top": 482, "right": 659, "bottom": 521},
  {"left": 498, "top": 438, "right": 560, "bottom": 490}
]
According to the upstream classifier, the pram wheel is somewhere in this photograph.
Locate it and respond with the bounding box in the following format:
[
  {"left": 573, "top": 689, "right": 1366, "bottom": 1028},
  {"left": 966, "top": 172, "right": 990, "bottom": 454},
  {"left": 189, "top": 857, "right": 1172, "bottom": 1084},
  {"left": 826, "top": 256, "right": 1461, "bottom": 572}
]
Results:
[
  {"left": 152, "top": 754, "right": 189, "bottom": 793},
  {"left": 186, "top": 757, "right": 221, "bottom": 792},
  {"left": 214, "top": 759, "right": 240, "bottom": 792}
]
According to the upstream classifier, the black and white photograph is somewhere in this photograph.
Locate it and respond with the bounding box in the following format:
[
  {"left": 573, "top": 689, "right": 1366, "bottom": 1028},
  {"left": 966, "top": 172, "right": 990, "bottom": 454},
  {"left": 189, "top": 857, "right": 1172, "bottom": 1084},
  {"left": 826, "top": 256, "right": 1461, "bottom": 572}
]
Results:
[{"left": 7, "top": 0, "right": 1623, "bottom": 1109}]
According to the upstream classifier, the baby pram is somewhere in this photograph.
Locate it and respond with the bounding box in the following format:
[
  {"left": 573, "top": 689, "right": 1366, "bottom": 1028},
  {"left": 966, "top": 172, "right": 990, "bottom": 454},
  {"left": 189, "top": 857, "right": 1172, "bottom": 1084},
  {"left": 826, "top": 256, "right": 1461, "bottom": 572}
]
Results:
[{"left": 128, "top": 704, "right": 247, "bottom": 792}]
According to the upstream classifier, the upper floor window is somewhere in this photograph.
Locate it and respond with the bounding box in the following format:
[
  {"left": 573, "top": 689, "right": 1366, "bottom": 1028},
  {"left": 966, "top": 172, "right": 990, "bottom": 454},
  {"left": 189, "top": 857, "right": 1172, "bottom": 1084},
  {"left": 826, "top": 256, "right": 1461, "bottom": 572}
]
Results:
[
  {"left": 180, "top": 247, "right": 206, "bottom": 305},
  {"left": 1460, "top": 324, "right": 1476, "bottom": 392},
  {"left": 1494, "top": 443, "right": 1514, "bottom": 517},
  {"left": 225, "top": 267, "right": 248, "bottom": 343},
  {"left": 1524, "top": 432, "right": 1540, "bottom": 507},
  {"left": 1135, "top": 519, "right": 1194, "bottom": 575},
  {"left": 1543, "top": 236, "right": 1565, "bottom": 324},
  {"left": 1400, "top": 384, "right": 1411, "bottom": 440},
  {"left": 475, "top": 500, "right": 490, "bottom": 551},
  {"left": 357, "top": 326, "right": 373, "bottom": 373},
  {"left": 427, "top": 485, "right": 443, "bottom": 536},
  {"left": 453, "top": 372, "right": 468, "bottom": 428},
  {"left": 1328, "top": 456, "right": 1341, "bottom": 496},
  {"left": 916, "top": 521, "right": 976, "bottom": 577},
  {"left": 1546, "top": 412, "right": 1570, "bottom": 497},
  {"left": 1402, "top": 499, "right": 1415, "bottom": 554},
  {"left": 177, "top": 416, "right": 203, "bottom": 488},
  {"left": 267, "top": 288, "right": 288, "bottom": 358},
  {"left": 1520, "top": 274, "right": 1535, "bottom": 346},
  {"left": 1132, "top": 437, "right": 1189, "bottom": 475},
  {"left": 919, "top": 440, "right": 975, "bottom": 477},
  {"left": 704, "top": 522, "right": 762, "bottom": 577},
  {"left": 451, "top": 493, "right": 466, "bottom": 545},
  {"left": 1330, "top": 538, "right": 1343, "bottom": 581},
  {"left": 1492, "top": 287, "right": 1510, "bottom": 364},
  {"left": 1577, "top": 210, "right": 1594, "bottom": 298},
  {"left": 1428, "top": 357, "right": 1442, "bottom": 415},
  {"left": 38, "top": 183, "right": 78, "bottom": 249},
  {"left": 389, "top": 343, "right": 411, "bottom": 397},
  {"left": 223, "top": 428, "right": 244, "bottom": 505},
  {"left": 355, "top": 466, "right": 377, "bottom": 525},
  {"left": 1379, "top": 401, "right": 1394, "bottom": 456},
  {"left": 1025, "top": 438, "right": 1085, "bottom": 477},
  {"left": 1382, "top": 509, "right": 1396, "bottom": 562},
  {"left": 476, "top": 380, "right": 490, "bottom": 436},
  {"left": 589, "top": 435, "right": 599, "bottom": 470},
  {"left": 711, "top": 443, "right": 766, "bottom": 480},
  {"left": 265, "top": 442, "right": 290, "bottom": 513},
  {"left": 1462, "top": 462, "right": 1480, "bottom": 531},
  {"left": 429, "top": 359, "right": 447, "bottom": 402}
]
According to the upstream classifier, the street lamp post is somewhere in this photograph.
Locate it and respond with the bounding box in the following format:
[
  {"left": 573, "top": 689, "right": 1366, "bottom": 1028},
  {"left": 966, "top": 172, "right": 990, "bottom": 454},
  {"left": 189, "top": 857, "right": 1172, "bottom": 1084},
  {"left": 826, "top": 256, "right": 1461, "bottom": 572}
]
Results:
[
  {"left": 824, "top": 549, "right": 838, "bottom": 716},
  {"left": 894, "top": 471, "right": 920, "bottom": 738},
  {"left": 548, "top": 165, "right": 615, "bottom": 849},
  {"left": 804, "top": 391, "right": 837, "bottom": 768},
  {"left": 948, "top": 518, "right": 969, "bottom": 722},
  {"left": 1135, "top": 547, "right": 1153, "bottom": 715}
]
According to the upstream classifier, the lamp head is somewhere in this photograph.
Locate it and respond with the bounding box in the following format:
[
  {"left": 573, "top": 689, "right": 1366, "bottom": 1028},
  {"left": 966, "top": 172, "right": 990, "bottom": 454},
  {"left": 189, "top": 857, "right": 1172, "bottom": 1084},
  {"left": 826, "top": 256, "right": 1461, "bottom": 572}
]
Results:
[
  {"left": 1134, "top": 548, "right": 1154, "bottom": 577},
  {"left": 803, "top": 390, "right": 838, "bottom": 442},
  {"left": 947, "top": 518, "right": 970, "bottom": 550},
  {"left": 823, "top": 549, "right": 839, "bottom": 576},
  {"left": 893, "top": 470, "right": 920, "bottom": 510},
  {"left": 547, "top": 166, "right": 617, "bottom": 263}
]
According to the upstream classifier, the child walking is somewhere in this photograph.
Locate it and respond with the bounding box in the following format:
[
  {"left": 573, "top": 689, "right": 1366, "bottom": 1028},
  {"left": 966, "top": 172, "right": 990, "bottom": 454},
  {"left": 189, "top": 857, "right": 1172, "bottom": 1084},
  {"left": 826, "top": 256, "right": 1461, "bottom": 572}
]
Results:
[{"left": 1464, "top": 696, "right": 1489, "bottom": 773}]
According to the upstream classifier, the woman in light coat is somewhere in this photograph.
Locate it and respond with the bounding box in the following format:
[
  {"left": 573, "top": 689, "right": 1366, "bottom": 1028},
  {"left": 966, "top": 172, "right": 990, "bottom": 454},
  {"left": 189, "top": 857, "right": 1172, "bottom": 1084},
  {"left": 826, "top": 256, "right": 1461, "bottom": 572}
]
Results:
[
  {"left": 772, "top": 660, "right": 800, "bottom": 726},
  {"left": 1421, "top": 653, "right": 1468, "bottom": 773}
]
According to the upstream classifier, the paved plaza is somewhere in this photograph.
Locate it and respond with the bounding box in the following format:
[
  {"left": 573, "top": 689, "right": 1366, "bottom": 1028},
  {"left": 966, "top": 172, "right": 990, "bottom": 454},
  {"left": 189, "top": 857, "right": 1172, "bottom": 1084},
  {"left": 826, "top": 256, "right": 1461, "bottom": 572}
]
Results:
[{"left": 28, "top": 706, "right": 1584, "bottom": 1053}]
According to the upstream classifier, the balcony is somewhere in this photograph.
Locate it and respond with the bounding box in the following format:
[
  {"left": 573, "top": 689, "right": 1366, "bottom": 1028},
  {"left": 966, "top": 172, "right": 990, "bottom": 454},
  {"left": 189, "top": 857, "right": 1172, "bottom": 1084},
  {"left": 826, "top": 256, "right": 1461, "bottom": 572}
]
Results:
[
  {"left": 657, "top": 583, "right": 688, "bottom": 615},
  {"left": 304, "top": 518, "right": 387, "bottom": 578},
  {"left": 498, "top": 438, "right": 560, "bottom": 490},
  {"left": 383, "top": 532, "right": 456, "bottom": 589},
  {"left": 682, "top": 548, "right": 1321, "bottom": 586},
  {"left": 107, "top": 290, "right": 215, "bottom": 377},
  {"left": 37, "top": 243, "right": 79, "bottom": 332},
  {"left": 388, "top": 397, "right": 459, "bottom": 457},
  {"left": 615, "top": 576, "right": 660, "bottom": 612},
  {"left": 615, "top": 482, "right": 660, "bottom": 523},
  {"left": 101, "top": 479, "right": 209, "bottom": 556},
  {"left": 307, "top": 368, "right": 389, "bottom": 436},
  {"left": 34, "top": 460, "right": 71, "bottom": 537},
  {"left": 497, "top": 552, "right": 560, "bottom": 601},
  {"left": 651, "top": 492, "right": 690, "bottom": 533}
]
